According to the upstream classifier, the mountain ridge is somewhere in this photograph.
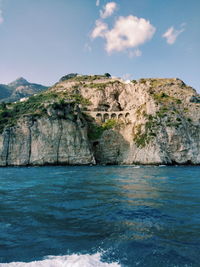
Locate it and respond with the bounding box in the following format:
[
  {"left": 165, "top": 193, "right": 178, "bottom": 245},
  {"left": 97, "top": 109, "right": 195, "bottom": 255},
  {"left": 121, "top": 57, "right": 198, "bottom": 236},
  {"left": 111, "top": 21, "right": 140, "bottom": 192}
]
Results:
[{"left": 0, "top": 78, "right": 48, "bottom": 103}]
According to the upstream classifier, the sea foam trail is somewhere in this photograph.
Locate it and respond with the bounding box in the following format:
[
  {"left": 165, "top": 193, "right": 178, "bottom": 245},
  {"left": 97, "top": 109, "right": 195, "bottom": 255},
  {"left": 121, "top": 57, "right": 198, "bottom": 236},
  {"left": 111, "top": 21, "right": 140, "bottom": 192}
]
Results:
[{"left": 0, "top": 253, "right": 120, "bottom": 267}]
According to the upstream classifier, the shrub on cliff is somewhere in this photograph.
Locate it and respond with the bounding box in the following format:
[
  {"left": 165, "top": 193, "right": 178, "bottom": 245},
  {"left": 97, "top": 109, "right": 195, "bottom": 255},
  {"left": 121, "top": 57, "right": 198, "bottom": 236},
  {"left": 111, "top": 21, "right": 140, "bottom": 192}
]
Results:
[{"left": 59, "top": 73, "right": 78, "bottom": 82}]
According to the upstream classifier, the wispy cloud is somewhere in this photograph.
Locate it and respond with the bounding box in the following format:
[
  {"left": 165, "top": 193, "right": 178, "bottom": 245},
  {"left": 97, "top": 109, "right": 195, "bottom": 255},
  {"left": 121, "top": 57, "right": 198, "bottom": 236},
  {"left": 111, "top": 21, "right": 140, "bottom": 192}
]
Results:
[
  {"left": 96, "top": 0, "right": 100, "bottom": 7},
  {"left": 100, "top": 2, "right": 117, "bottom": 19},
  {"left": 91, "top": 15, "right": 156, "bottom": 54},
  {"left": 162, "top": 24, "right": 186, "bottom": 45},
  {"left": 122, "top": 73, "right": 133, "bottom": 81},
  {"left": 91, "top": 19, "right": 108, "bottom": 39},
  {"left": 84, "top": 43, "right": 92, "bottom": 52},
  {"left": 128, "top": 49, "right": 142, "bottom": 58},
  {"left": 0, "top": 9, "right": 3, "bottom": 24}
]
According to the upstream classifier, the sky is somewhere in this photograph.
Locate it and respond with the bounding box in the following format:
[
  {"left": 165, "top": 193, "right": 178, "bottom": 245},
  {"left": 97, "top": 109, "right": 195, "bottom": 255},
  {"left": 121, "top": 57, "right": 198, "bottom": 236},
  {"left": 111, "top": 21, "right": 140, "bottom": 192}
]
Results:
[{"left": 0, "top": 0, "right": 199, "bottom": 92}]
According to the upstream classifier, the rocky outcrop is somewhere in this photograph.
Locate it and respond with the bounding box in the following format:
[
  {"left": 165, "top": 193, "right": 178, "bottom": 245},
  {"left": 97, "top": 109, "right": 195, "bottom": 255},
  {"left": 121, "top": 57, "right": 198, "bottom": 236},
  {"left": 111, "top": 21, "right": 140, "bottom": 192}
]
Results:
[
  {"left": 0, "top": 75, "right": 199, "bottom": 166},
  {"left": 0, "top": 104, "right": 95, "bottom": 166}
]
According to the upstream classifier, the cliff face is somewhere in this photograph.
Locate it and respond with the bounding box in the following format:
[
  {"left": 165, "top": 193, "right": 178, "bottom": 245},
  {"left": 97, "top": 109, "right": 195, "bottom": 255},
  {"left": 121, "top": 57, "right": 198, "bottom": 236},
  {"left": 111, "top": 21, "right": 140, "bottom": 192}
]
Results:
[
  {"left": 0, "top": 75, "right": 199, "bottom": 166},
  {"left": 0, "top": 103, "right": 95, "bottom": 166}
]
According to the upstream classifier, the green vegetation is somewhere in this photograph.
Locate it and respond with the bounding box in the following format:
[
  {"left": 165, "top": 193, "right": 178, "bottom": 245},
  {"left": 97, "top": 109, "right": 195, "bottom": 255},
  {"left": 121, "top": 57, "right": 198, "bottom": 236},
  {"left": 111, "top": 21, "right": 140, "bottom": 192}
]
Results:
[
  {"left": 166, "top": 122, "right": 181, "bottom": 128},
  {"left": 88, "top": 123, "right": 104, "bottom": 140},
  {"left": 134, "top": 130, "right": 150, "bottom": 148},
  {"left": 59, "top": 73, "right": 78, "bottom": 81},
  {"left": 60, "top": 74, "right": 112, "bottom": 83},
  {"left": 0, "top": 96, "right": 46, "bottom": 133},
  {"left": 69, "top": 93, "right": 92, "bottom": 106},
  {"left": 156, "top": 106, "right": 169, "bottom": 118},
  {"left": 131, "top": 80, "right": 137, "bottom": 84},
  {"left": 0, "top": 102, "right": 6, "bottom": 109},
  {"left": 139, "top": 78, "right": 147, "bottom": 84},
  {"left": 153, "top": 92, "right": 182, "bottom": 105},
  {"left": 87, "top": 119, "right": 120, "bottom": 140},
  {"left": 83, "top": 81, "right": 121, "bottom": 92},
  {"left": 176, "top": 99, "right": 182, "bottom": 104},
  {"left": 84, "top": 83, "right": 106, "bottom": 91},
  {"left": 0, "top": 89, "right": 91, "bottom": 133},
  {"left": 136, "top": 104, "right": 147, "bottom": 118},
  {"left": 102, "top": 119, "right": 118, "bottom": 130},
  {"left": 153, "top": 92, "right": 170, "bottom": 101},
  {"left": 104, "top": 73, "right": 111, "bottom": 78},
  {"left": 150, "top": 78, "right": 175, "bottom": 88},
  {"left": 133, "top": 104, "right": 187, "bottom": 148},
  {"left": 138, "top": 78, "right": 175, "bottom": 85},
  {"left": 133, "top": 114, "right": 158, "bottom": 148}
]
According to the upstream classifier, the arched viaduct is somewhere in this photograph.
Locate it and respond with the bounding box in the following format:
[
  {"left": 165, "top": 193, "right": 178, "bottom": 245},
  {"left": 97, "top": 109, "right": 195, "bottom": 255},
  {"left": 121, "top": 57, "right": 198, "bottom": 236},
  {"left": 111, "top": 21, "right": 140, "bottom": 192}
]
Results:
[{"left": 85, "top": 110, "right": 133, "bottom": 122}]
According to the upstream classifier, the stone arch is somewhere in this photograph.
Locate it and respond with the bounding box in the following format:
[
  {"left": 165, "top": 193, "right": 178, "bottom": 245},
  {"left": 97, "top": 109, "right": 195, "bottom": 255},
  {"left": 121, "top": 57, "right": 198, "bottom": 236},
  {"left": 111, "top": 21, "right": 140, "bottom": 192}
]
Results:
[
  {"left": 104, "top": 113, "right": 109, "bottom": 122},
  {"left": 118, "top": 113, "right": 124, "bottom": 120},
  {"left": 96, "top": 113, "right": 102, "bottom": 122},
  {"left": 111, "top": 113, "right": 117, "bottom": 119}
]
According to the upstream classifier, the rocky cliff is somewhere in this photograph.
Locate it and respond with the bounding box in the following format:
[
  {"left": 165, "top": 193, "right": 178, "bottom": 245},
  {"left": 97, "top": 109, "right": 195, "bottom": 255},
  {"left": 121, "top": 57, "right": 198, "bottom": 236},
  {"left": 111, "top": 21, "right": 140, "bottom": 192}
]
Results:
[{"left": 0, "top": 74, "right": 199, "bottom": 166}]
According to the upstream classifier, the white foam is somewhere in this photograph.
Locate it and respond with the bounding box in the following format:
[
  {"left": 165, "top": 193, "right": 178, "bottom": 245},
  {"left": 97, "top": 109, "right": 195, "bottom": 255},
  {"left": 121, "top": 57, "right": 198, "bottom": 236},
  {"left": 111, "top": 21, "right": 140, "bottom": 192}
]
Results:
[{"left": 0, "top": 253, "right": 120, "bottom": 267}]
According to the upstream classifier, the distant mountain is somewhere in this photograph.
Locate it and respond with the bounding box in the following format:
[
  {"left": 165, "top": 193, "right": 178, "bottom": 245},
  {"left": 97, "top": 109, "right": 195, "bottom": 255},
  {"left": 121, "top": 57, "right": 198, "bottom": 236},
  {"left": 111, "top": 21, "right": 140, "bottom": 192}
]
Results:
[
  {"left": 0, "top": 84, "right": 13, "bottom": 99},
  {"left": 8, "top": 77, "right": 30, "bottom": 87},
  {"left": 0, "top": 77, "right": 48, "bottom": 103}
]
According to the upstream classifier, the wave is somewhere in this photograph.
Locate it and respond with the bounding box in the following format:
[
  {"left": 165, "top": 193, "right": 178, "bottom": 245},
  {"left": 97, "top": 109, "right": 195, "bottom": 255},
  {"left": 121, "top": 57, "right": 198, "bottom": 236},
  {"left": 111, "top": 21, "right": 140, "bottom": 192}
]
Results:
[{"left": 0, "top": 253, "right": 120, "bottom": 267}]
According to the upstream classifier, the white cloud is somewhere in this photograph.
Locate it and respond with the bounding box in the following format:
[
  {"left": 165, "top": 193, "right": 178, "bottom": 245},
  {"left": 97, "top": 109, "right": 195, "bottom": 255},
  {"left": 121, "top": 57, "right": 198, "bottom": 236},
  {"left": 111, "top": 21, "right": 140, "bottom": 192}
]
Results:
[
  {"left": 96, "top": 0, "right": 100, "bottom": 7},
  {"left": 162, "top": 25, "right": 185, "bottom": 45},
  {"left": 0, "top": 10, "right": 3, "bottom": 24},
  {"left": 105, "top": 16, "right": 155, "bottom": 53},
  {"left": 91, "top": 19, "right": 108, "bottom": 39},
  {"left": 100, "top": 2, "right": 117, "bottom": 19},
  {"left": 91, "top": 15, "right": 156, "bottom": 54}
]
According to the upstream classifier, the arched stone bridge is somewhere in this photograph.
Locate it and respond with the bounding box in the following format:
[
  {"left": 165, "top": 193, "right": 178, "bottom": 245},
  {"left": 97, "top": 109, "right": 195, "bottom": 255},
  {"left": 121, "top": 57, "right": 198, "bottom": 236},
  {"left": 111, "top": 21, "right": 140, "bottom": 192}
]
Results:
[{"left": 85, "top": 110, "right": 133, "bottom": 122}]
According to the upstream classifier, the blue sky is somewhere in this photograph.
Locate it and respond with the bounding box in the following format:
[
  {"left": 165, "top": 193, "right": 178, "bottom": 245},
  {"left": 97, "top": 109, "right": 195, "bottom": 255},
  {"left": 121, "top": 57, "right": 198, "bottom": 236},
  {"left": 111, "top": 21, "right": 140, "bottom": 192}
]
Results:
[{"left": 0, "top": 0, "right": 199, "bottom": 92}]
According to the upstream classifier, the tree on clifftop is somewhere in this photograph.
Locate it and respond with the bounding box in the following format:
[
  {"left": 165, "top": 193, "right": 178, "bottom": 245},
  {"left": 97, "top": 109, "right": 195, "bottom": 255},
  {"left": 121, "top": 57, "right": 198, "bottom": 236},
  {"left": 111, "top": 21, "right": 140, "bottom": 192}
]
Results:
[{"left": 104, "top": 73, "right": 111, "bottom": 78}]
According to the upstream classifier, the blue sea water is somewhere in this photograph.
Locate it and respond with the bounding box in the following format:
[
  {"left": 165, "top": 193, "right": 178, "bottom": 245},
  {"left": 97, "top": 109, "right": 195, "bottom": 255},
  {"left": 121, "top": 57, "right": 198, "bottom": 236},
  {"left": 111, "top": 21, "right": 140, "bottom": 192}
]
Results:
[{"left": 0, "top": 166, "right": 199, "bottom": 267}]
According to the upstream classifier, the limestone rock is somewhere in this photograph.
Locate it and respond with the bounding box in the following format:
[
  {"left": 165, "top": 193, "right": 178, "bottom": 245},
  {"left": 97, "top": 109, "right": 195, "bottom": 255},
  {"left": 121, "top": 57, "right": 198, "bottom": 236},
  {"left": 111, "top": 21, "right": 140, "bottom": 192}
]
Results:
[
  {"left": 0, "top": 104, "right": 95, "bottom": 166},
  {"left": 0, "top": 75, "right": 199, "bottom": 165}
]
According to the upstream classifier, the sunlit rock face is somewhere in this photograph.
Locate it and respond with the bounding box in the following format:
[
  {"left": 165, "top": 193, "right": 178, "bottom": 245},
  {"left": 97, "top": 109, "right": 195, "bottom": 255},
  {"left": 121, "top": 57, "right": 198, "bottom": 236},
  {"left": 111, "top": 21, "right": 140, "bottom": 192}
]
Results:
[
  {"left": 0, "top": 105, "right": 95, "bottom": 166},
  {"left": 0, "top": 74, "right": 200, "bottom": 166}
]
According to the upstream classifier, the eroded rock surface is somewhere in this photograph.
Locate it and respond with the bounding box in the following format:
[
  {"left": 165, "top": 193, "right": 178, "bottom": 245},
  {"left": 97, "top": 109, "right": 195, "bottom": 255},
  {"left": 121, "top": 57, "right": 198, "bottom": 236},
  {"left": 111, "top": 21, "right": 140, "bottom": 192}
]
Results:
[{"left": 0, "top": 75, "right": 199, "bottom": 165}]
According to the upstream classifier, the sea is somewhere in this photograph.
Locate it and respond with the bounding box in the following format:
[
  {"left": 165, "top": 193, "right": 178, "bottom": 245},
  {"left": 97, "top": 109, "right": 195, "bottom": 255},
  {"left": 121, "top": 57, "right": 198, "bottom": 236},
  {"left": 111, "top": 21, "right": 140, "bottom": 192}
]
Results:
[{"left": 0, "top": 166, "right": 199, "bottom": 267}]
